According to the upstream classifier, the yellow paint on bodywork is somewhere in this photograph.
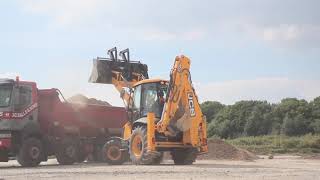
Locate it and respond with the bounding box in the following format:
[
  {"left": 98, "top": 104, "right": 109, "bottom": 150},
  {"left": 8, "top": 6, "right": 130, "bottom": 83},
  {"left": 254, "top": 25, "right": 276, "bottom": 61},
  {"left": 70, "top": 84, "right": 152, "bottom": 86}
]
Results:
[
  {"left": 123, "top": 122, "right": 132, "bottom": 140},
  {"left": 147, "top": 113, "right": 156, "bottom": 151}
]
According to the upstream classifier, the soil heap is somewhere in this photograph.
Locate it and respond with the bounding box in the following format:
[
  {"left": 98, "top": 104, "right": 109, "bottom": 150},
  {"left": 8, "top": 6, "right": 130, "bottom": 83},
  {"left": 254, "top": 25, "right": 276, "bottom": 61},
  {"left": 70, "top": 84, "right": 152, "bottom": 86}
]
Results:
[{"left": 198, "top": 138, "right": 258, "bottom": 161}]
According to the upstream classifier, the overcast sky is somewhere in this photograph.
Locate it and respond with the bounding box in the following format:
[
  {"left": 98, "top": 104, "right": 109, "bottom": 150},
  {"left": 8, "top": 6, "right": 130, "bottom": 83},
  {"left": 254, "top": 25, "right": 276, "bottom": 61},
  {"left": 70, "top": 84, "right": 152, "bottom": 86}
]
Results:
[{"left": 1, "top": 0, "right": 320, "bottom": 106}]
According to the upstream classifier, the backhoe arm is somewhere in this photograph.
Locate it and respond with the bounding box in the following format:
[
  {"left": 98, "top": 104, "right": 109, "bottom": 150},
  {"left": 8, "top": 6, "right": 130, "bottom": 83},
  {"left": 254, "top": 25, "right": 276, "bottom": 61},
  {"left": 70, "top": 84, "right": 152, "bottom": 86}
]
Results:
[{"left": 157, "top": 55, "right": 207, "bottom": 147}]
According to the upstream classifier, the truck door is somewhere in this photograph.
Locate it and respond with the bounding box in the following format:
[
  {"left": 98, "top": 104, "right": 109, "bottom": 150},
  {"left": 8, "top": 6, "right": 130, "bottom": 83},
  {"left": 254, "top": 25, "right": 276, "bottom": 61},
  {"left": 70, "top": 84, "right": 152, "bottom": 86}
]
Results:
[{"left": 14, "top": 85, "right": 33, "bottom": 112}]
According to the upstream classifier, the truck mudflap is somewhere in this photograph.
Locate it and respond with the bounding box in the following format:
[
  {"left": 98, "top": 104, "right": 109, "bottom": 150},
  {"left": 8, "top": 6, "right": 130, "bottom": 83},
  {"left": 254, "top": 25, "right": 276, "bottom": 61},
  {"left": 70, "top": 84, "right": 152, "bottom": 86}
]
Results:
[{"left": 0, "top": 138, "right": 11, "bottom": 162}]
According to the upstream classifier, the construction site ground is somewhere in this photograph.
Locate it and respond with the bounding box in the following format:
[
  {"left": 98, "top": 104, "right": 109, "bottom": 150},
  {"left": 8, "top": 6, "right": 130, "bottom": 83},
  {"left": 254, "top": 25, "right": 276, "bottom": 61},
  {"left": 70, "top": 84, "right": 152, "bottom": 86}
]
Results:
[{"left": 1, "top": 156, "right": 320, "bottom": 180}]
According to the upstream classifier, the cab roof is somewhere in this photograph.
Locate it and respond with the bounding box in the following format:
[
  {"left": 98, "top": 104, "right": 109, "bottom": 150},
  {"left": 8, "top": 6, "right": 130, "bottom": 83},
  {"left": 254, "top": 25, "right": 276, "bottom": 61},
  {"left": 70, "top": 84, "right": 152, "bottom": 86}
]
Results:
[
  {"left": 0, "top": 78, "right": 14, "bottom": 84},
  {"left": 133, "top": 78, "right": 168, "bottom": 87}
]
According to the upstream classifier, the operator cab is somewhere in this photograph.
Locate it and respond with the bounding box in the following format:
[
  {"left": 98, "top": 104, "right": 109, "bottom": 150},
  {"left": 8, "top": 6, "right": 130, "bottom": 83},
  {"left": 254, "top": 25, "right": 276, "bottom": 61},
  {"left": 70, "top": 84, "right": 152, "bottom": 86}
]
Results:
[{"left": 129, "top": 79, "right": 168, "bottom": 122}]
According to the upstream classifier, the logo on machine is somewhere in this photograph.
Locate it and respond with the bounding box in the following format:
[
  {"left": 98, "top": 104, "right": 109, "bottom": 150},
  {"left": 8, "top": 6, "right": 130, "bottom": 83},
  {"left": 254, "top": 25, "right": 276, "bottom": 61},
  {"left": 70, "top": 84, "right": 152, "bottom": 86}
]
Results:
[
  {"left": 0, "top": 103, "right": 38, "bottom": 119},
  {"left": 188, "top": 93, "right": 196, "bottom": 117},
  {"left": 12, "top": 103, "right": 38, "bottom": 118}
]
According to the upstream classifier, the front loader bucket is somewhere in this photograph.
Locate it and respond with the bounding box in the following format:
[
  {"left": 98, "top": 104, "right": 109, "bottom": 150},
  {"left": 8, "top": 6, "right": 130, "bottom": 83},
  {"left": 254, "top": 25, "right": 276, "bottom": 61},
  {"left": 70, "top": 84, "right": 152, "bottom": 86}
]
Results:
[{"left": 89, "top": 47, "right": 149, "bottom": 84}]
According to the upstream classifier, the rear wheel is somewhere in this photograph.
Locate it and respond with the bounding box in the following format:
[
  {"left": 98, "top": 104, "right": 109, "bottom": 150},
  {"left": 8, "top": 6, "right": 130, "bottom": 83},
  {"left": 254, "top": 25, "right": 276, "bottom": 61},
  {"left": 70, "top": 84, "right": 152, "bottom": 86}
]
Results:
[
  {"left": 56, "top": 138, "right": 79, "bottom": 165},
  {"left": 102, "top": 138, "right": 129, "bottom": 165},
  {"left": 17, "top": 137, "right": 43, "bottom": 167},
  {"left": 171, "top": 148, "right": 197, "bottom": 165}
]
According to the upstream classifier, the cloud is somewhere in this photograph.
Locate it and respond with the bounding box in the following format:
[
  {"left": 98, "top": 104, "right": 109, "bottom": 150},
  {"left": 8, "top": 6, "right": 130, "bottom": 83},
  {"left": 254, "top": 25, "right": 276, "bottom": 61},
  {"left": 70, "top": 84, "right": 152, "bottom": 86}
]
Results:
[
  {"left": 18, "top": 0, "right": 320, "bottom": 47},
  {"left": 242, "top": 24, "right": 320, "bottom": 49},
  {"left": 141, "top": 28, "right": 207, "bottom": 41},
  {"left": 195, "top": 78, "right": 320, "bottom": 104},
  {"left": 20, "top": 0, "right": 112, "bottom": 26}
]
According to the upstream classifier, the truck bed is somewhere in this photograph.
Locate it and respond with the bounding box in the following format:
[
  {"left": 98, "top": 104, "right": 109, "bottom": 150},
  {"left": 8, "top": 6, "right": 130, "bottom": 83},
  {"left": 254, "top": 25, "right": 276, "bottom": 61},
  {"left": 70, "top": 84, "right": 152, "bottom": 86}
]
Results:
[{"left": 38, "top": 89, "right": 128, "bottom": 138}]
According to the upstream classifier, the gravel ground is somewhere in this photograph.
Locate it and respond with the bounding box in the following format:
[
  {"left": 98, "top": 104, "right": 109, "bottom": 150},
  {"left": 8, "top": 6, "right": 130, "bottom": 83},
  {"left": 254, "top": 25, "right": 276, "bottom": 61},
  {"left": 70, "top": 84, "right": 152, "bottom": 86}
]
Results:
[{"left": 0, "top": 156, "right": 320, "bottom": 180}]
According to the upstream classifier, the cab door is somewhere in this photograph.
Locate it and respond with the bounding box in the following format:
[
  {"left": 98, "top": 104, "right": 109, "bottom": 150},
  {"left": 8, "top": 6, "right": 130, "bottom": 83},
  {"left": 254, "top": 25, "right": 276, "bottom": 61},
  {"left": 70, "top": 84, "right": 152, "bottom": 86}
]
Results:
[{"left": 129, "top": 85, "right": 142, "bottom": 122}]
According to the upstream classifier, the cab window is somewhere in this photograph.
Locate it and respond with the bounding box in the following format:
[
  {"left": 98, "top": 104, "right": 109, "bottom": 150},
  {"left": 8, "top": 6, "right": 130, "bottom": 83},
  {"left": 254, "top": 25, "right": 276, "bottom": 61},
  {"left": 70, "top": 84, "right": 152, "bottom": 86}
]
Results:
[
  {"left": 132, "top": 85, "right": 141, "bottom": 110},
  {"left": 15, "top": 85, "right": 32, "bottom": 111},
  {"left": 0, "top": 84, "right": 13, "bottom": 107}
]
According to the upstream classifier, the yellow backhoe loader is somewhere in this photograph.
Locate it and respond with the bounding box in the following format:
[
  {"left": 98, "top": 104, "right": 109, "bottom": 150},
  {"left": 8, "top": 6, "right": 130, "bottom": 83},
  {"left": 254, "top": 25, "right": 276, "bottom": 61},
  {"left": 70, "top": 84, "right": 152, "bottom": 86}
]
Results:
[{"left": 89, "top": 47, "right": 208, "bottom": 165}]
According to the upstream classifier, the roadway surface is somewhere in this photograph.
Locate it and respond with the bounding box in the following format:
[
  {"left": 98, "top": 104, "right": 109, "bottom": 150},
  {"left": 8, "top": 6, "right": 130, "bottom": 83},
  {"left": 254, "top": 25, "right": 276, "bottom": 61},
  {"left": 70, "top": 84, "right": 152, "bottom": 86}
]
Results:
[{"left": 0, "top": 156, "right": 319, "bottom": 180}]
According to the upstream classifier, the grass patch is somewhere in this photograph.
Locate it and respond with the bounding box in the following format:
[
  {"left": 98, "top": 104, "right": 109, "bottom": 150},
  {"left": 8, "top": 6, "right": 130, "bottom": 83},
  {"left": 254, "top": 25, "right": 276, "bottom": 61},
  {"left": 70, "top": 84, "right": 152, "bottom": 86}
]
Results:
[{"left": 226, "top": 134, "right": 320, "bottom": 155}]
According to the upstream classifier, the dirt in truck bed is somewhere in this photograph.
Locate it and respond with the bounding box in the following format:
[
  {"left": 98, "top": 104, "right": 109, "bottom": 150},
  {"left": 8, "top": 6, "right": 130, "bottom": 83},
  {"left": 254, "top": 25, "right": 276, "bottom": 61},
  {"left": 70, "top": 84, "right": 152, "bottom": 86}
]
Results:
[{"left": 68, "top": 94, "right": 112, "bottom": 106}]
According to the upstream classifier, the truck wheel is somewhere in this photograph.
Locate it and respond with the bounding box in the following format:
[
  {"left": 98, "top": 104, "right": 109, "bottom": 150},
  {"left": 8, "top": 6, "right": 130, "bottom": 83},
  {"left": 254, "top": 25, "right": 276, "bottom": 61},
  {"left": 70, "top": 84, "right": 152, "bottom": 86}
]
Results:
[
  {"left": 56, "top": 138, "right": 78, "bottom": 165},
  {"left": 17, "top": 137, "right": 43, "bottom": 167},
  {"left": 129, "top": 126, "right": 154, "bottom": 165},
  {"left": 171, "top": 148, "right": 197, "bottom": 165},
  {"left": 102, "top": 139, "right": 129, "bottom": 165}
]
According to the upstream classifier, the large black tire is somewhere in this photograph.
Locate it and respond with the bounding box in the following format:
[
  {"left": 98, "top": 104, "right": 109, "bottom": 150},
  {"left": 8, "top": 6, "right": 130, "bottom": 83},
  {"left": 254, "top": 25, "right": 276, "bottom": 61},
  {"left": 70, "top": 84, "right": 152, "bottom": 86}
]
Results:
[
  {"left": 129, "top": 126, "right": 154, "bottom": 165},
  {"left": 171, "top": 148, "right": 197, "bottom": 165},
  {"left": 17, "top": 137, "right": 43, "bottom": 167},
  {"left": 56, "top": 138, "right": 79, "bottom": 165},
  {"left": 102, "top": 138, "right": 129, "bottom": 165}
]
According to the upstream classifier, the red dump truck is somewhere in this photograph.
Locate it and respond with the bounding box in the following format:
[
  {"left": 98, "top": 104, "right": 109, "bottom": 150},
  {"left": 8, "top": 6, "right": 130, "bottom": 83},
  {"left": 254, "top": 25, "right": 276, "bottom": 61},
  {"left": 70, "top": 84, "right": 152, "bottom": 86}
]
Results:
[{"left": 0, "top": 78, "right": 129, "bottom": 167}]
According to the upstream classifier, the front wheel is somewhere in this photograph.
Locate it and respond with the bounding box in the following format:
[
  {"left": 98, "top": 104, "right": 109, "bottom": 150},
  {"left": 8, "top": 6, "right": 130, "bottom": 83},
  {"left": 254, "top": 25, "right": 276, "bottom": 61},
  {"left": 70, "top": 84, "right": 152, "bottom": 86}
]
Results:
[
  {"left": 17, "top": 137, "right": 43, "bottom": 167},
  {"left": 129, "top": 126, "right": 154, "bottom": 165}
]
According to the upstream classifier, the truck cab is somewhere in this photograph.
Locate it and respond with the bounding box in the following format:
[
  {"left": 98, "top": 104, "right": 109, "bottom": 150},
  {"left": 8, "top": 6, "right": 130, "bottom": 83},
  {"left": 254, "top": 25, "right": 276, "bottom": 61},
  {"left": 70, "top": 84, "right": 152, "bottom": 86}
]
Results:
[
  {"left": 0, "top": 78, "right": 40, "bottom": 164},
  {"left": 0, "top": 77, "right": 129, "bottom": 167}
]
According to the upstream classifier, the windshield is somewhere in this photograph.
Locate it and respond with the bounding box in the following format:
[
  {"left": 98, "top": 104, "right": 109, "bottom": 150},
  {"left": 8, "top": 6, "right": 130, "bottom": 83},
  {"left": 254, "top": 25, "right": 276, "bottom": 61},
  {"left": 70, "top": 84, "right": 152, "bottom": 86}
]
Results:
[
  {"left": 0, "top": 84, "right": 13, "bottom": 107},
  {"left": 142, "top": 83, "right": 168, "bottom": 118}
]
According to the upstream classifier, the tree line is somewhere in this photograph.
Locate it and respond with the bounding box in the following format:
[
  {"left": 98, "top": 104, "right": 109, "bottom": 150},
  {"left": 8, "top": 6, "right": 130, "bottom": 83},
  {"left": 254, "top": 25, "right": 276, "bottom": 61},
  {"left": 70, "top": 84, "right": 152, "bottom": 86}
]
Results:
[{"left": 201, "top": 97, "right": 320, "bottom": 139}]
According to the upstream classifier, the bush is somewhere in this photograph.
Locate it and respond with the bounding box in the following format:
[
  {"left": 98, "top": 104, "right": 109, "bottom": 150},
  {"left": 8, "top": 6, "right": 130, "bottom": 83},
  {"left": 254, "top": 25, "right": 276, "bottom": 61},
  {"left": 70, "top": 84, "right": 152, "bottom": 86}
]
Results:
[{"left": 227, "top": 135, "right": 320, "bottom": 155}]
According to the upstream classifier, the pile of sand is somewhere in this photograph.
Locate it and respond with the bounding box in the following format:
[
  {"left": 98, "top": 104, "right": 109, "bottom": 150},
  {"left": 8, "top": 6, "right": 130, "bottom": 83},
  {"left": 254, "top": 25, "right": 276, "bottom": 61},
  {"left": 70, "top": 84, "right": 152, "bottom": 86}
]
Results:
[
  {"left": 68, "top": 94, "right": 112, "bottom": 106},
  {"left": 198, "top": 138, "right": 258, "bottom": 161},
  {"left": 163, "top": 139, "right": 258, "bottom": 161}
]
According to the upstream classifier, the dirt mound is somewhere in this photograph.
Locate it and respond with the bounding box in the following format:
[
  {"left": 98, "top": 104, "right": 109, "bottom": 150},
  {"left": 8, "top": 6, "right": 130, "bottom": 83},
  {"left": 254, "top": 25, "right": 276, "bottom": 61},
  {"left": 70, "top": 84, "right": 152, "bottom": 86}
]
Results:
[
  {"left": 68, "top": 94, "right": 111, "bottom": 106},
  {"left": 163, "top": 139, "right": 258, "bottom": 161},
  {"left": 198, "top": 139, "right": 258, "bottom": 161}
]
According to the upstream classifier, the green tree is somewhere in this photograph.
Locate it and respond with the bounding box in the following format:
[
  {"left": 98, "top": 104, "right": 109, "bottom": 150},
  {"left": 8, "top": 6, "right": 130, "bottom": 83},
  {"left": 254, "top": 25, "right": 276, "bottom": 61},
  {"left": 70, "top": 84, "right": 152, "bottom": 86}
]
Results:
[
  {"left": 244, "top": 103, "right": 273, "bottom": 136},
  {"left": 283, "top": 114, "right": 311, "bottom": 136},
  {"left": 273, "top": 98, "right": 312, "bottom": 136},
  {"left": 209, "top": 100, "right": 272, "bottom": 138},
  {"left": 200, "top": 101, "right": 225, "bottom": 123},
  {"left": 310, "top": 97, "right": 320, "bottom": 133}
]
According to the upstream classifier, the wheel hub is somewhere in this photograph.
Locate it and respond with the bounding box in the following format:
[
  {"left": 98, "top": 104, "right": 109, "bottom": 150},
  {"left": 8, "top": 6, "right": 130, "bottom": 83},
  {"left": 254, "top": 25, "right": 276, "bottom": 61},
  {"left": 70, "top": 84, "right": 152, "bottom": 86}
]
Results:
[
  {"left": 131, "top": 135, "right": 143, "bottom": 157},
  {"left": 106, "top": 146, "right": 121, "bottom": 161},
  {"left": 30, "top": 147, "right": 40, "bottom": 159}
]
